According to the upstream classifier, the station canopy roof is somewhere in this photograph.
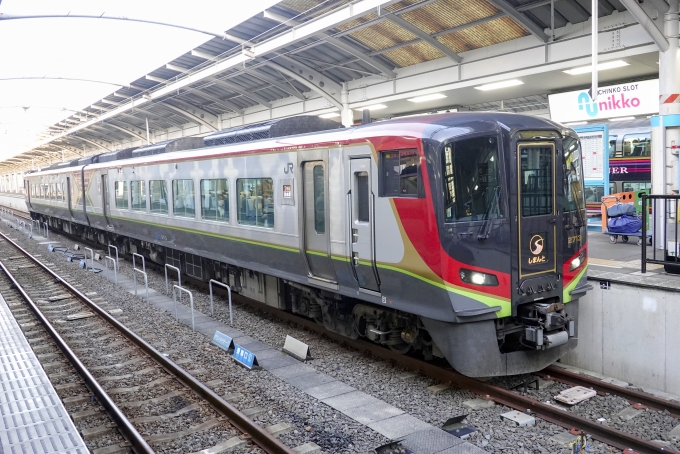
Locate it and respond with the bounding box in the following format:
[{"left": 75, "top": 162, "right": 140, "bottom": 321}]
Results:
[{"left": 0, "top": 0, "right": 653, "bottom": 171}]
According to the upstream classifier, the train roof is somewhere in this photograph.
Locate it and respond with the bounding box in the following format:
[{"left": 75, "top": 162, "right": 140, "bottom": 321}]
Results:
[{"left": 27, "top": 112, "right": 566, "bottom": 177}]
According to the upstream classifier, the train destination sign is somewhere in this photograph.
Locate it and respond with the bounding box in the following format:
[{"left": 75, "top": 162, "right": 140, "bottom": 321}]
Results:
[{"left": 548, "top": 79, "right": 659, "bottom": 123}]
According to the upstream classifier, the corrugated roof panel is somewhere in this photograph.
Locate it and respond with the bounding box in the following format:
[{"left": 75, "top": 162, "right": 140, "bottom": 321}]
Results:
[
  {"left": 278, "top": 0, "right": 324, "bottom": 12},
  {"left": 401, "top": 0, "right": 500, "bottom": 34},
  {"left": 382, "top": 40, "right": 445, "bottom": 66},
  {"left": 437, "top": 16, "right": 529, "bottom": 53},
  {"left": 346, "top": 19, "right": 419, "bottom": 51},
  {"left": 336, "top": 12, "right": 379, "bottom": 32}
]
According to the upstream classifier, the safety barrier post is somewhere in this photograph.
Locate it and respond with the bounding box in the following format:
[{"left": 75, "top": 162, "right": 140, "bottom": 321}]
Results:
[
  {"left": 172, "top": 285, "right": 195, "bottom": 331},
  {"left": 33, "top": 220, "right": 41, "bottom": 236},
  {"left": 133, "top": 268, "right": 149, "bottom": 302},
  {"left": 44, "top": 222, "right": 48, "bottom": 239},
  {"left": 108, "top": 244, "right": 119, "bottom": 268},
  {"left": 84, "top": 247, "right": 95, "bottom": 271},
  {"left": 132, "top": 253, "right": 146, "bottom": 273},
  {"left": 164, "top": 264, "right": 181, "bottom": 301},
  {"left": 104, "top": 256, "right": 117, "bottom": 284},
  {"left": 209, "top": 279, "right": 232, "bottom": 325}
]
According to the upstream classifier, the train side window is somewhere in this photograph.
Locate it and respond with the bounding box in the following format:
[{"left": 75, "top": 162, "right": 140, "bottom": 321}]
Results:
[
  {"left": 49, "top": 183, "right": 55, "bottom": 200},
  {"left": 442, "top": 136, "right": 502, "bottom": 222},
  {"left": 381, "top": 149, "right": 419, "bottom": 197},
  {"left": 622, "top": 182, "right": 651, "bottom": 193},
  {"left": 150, "top": 181, "right": 168, "bottom": 214},
  {"left": 237, "top": 178, "right": 274, "bottom": 228},
  {"left": 131, "top": 180, "right": 146, "bottom": 212},
  {"left": 608, "top": 136, "right": 618, "bottom": 158},
  {"left": 172, "top": 179, "right": 195, "bottom": 218},
  {"left": 56, "top": 183, "right": 64, "bottom": 202},
  {"left": 313, "top": 166, "right": 325, "bottom": 233},
  {"left": 623, "top": 133, "right": 651, "bottom": 157},
  {"left": 609, "top": 182, "right": 617, "bottom": 194},
  {"left": 356, "top": 172, "right": 370, "bottom": 222},
  {"left": 200, "top": 179, "right": 229, "bottom": 222},
  {"left": 114, "top": 181, "right": 129, "bottom": 209}
]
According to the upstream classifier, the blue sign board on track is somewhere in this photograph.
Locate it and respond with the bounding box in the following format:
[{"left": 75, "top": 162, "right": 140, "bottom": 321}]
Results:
[
  {"left": 233, "top": 344, "right": 259, "bottom": 370},
  {"left": 212, "top": 331, "right": 234, "bottom": 352}
]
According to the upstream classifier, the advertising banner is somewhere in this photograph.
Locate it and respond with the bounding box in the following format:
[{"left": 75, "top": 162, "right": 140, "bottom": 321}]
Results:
[{"left": 549, "top": 79, "right": 659, "bottom": 123}]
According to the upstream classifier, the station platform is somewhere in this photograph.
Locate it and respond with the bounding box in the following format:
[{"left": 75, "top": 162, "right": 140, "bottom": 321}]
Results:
[{"left": 0, "top": 294, "right": 88, "bottom": 453}]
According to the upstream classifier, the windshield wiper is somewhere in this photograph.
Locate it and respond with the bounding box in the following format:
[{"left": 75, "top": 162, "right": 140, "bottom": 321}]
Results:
[{"left": 477, "top": 186, "right": 501, "bottom": 240}]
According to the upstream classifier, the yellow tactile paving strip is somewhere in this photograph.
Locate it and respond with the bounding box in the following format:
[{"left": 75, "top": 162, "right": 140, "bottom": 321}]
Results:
[{"left": 589, "top": 257, "right": 664, "bottom": 270}]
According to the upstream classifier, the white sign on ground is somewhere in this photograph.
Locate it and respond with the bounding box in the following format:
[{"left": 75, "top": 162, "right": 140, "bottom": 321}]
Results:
[{"left": 549, "top": 79, "right": 659, "bottom": 123}]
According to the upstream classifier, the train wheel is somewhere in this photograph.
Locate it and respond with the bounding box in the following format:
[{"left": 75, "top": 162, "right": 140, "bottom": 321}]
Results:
[
  {"left": 622, "top": 236, "right": 629, "bottom": 243},
  {"left": 609, "top": 235, "right": 618, "bottom": 244},
  {"left": 388, "top": 343, "right": 412, "bottom": 355}
]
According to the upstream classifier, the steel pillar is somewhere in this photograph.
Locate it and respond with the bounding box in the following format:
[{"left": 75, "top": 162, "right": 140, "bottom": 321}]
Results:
[
  {"left": 341, "top": 83, "right": 353, "bottom": 128},
  {"left": 651, "top": 0, "right": 680, "bottom": 246}
]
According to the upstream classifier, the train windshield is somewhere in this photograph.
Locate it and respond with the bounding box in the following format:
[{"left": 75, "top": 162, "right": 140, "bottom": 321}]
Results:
[
  {"left": 443, "top": 136, "right": 502, "bottom": 222},
  {"left": 563, "top": 136, "right": 585, "bottom": 213}
]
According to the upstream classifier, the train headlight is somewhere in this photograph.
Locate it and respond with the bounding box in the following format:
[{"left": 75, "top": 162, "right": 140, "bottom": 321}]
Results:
[
  {"left": 570, "top": 251, "right": 586, "bottom": 271},
  {"left": 459, "top": 269, "right": 499, "bottom": 286}
]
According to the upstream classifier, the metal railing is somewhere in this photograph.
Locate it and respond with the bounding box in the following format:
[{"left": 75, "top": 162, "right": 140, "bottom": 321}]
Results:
[
  {"left": 84, "top": 247, "right": 95, "bottom": 271},
  {"left": 173, "top": 285, "right": 195, "bottom": 331},
  {"left": 209, "top": 279, "right": 232, "bottom": 323},
  {"left": 108, "top": 244, "right": 119, "bottom": 268},
  {"left": 165, "top": 264, "right": 181, "bottom": 301},
  {"left": 132, "top": 253, "right": 145, "bottom": 273},
  {"left": 641, "top": 194, "right": 680, "bottom": 273},
  {"left": 105, "top": 256, "right": 117, "bottom": 284},
  {"left": 133, "top": 268, "right": 149, "bottom": 301}
]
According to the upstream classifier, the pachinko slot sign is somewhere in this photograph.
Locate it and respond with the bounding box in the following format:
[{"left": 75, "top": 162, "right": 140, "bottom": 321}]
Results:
[{"left": 548, "top": 79, "right": 659, "bottom": 123}]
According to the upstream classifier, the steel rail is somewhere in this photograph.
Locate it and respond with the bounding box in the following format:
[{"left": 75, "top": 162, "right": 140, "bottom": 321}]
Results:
[
  {"left": 0, "top": 260, "right": 154, "bottom": 454},
  {"left": 542, "top": 365, "right": 680, "bottom": 416},
  {"left": 227, "top": 295, "right": 675, "bottom": 454},
  {"left": 0, "top": 232, "right": 295, "bottom": 454}
]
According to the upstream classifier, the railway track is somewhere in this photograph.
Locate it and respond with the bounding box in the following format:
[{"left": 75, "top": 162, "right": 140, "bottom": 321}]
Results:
[{"left": 0, "top": 232, "right": 295, "bottom": 454}]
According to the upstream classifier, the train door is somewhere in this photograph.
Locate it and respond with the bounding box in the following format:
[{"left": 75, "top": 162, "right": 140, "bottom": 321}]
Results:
[
  {"left": 516, "top": 142, "right": 557, "bottom": 280},
  {"left": 66, "top": 177, "right": 72, "bottom": 214},
  {"left": 102, "top": 173, "right": 111, "bottom": 225},
  {"left": 349, "top": 158, "right": 380, "bottom": 293},
  {"left": 302, "top": 161, "right": 335, "bottom": 281},
  {"left": 24, "top": 181, "right": 31, "bottom": 209}
]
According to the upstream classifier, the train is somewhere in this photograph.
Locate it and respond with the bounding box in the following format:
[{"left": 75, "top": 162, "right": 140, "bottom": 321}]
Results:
[{"left": 23, "top": 113, "right": 590, "bottom": 377}]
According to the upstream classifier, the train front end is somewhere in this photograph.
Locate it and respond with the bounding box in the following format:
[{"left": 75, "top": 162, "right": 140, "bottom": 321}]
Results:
[{"left": 421, "top": 119, "right": 589, "bottom": 376}]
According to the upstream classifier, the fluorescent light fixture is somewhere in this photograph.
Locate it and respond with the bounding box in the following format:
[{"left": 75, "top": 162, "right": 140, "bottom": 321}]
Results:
[
  {"left": 319, "top": 112, "right": 340, "bottom": 119},
  {"left": 563, "top": 60, "right": 629, "bottom": 75},
  {"left": 608, "top": 116, "right": 636, "bottom": 122},
  {"left": 564, "top": 121, "right": 588, "bottom": 126},
  {"left": 360, "top": 104, "right": 387, "bottom": 111},
  {"left": 474, "top": 80, "right": 523, "bottom": 91},
  {"left": 407, "top": 93, "right": 447, "bottom": 103}
]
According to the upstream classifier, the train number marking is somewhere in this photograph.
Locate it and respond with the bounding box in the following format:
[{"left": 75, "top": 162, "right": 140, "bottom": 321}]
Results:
[{"left": 284, "top": 163, "right": 294, "bottom": 174}]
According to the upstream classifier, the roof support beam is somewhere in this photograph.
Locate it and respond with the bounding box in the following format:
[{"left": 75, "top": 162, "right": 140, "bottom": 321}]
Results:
[
  {"left": 388, "top": 15, "right": 462, "bottom": 63},
  {"left": 267, "top": 59, "right": 342, "bottom": 110},
  {"left": 366, "top": 13, "right": 505, "bottom": 56},
  {"left": 484, "top": 0, "right": 549, "bottom": 42},
  {"left": 264, "top": 9, "right": 397, "bottom": 78},
  {"left": 158, "top": 100, "right": 219, "bottom": 131},
  {"left": 192, "top": 89, "right": 245, "bottom": 115},
  {"left": 101, "top": 122, "right": 149, "bottom": 142},
  {"left": 618, "top": 0, "right": 668, "bottom": 51},
  {"left": 71, "top": 135, "right": 112, "bottom": 152},
  {"left": 209, "top": 78, "right": 272, "bottom": 108},
  {"left": 242, "top": 69, "right": 306, "bottom": 101}
]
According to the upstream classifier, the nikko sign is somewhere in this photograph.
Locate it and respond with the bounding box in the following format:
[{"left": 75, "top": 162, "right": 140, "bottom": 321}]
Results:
[{"left": 548, "top": 79, "right": 659, "bottom": 123}]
